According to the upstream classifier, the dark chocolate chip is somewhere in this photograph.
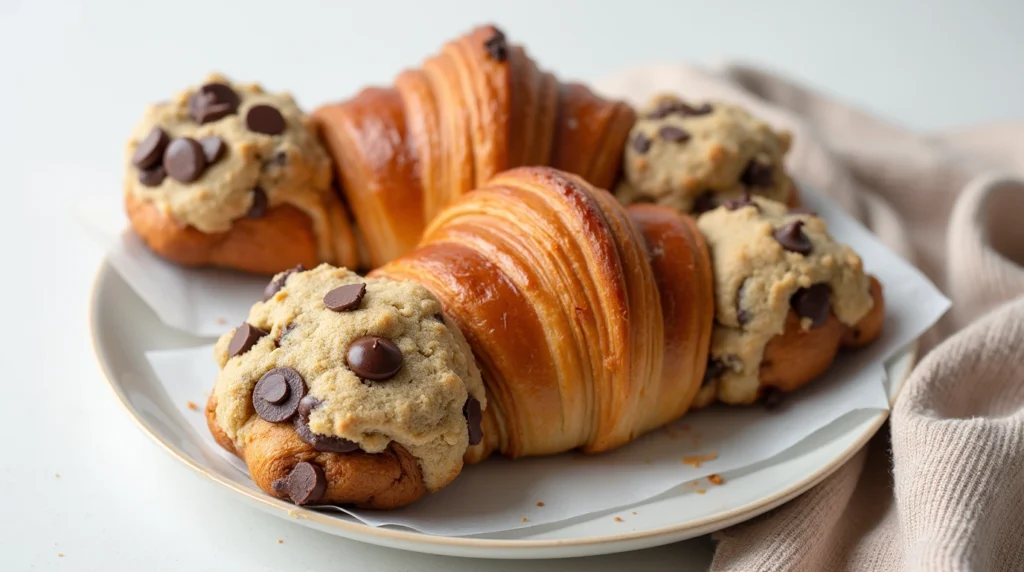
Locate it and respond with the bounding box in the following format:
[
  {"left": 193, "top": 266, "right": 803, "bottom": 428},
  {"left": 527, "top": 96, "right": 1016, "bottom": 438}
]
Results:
[
  {"left": 433, "top": 312, "right": 445, "bottom": 323},
  {"left": 163, "top": 137, "right": 207, "bottom": 182},
  {"left": 346, "top": 337, "right": 403, "bottom": 381},
  {"left": 262, "top": 265, "right": 305, "bottom": 301},
  {"left": 258, "top": 372, "right": 289, "bottom": 404},
  {"left": 323, "top": 283, "right": 366, "bottom": 312},
  {"left": 272, "top": 461, "right": 326, "bottom": 505},
  {"left": 199, "top": 135, "right": 226, "bottom": 164},
  {"left": 633, "top": 131, "right": 652, "bottom": 154},
  {"left": 138, "top": 165, "right": 167, "bottom": 187},
  {"left": 740, "top": 159, "right": 774, "bottom": 188},
  {"left": 227, "top": 322, "right": 268, "bottom": 358},
  {"left": 189, "top": 83, "right": 240, "bottom": 125},
  {"left": 762, "top": 387, "right": 784, "bottom": 410},
  {"left": 790, "top": 283, "right": 831, "bottom": 328},
  {"left": 703, "top": 358, "right": 726, "bottom": 387},
  {"left": 277, "top": 323, "right": 298, "bottom": 346},
  {"left": 647, "top": 100, "right": 713, "bottom": 120},
  {"left": 132, "top": 127, "right": 170, "bottom": 169},
  {"left": 723, "top": 192, "right": 758, "bottom": 211},
  {"left": 692, "top": 191, "right": 716, "bottom": 215},
  {"left": 773, "top": 220, "right": 813, "bottom": 255},
  {"left": 247, "top": 188, "right": 268, "bottom": 218},
  {"left": 736, "top": 280, "right": 752, "bottom": 325},
  {"left": 297, "top": 395, "right": 319, "bottom": 418},
  {"left": 252, "top": 367, "right": 306, "bottom": 423},
  {"left": 657, "top": 125, "right": 691, "bottom": 143},
  {"left": 483, "top": 28, "right": 508, "bottom": 61},
  {"left": 294, "top": 416, "right": 361, "bottom": 453},
  {"left": 463, "top": 396, "right": 482, "bottom": 445},
  {"left": 245, "top": 104, "right": 286, "bottom": 136}
]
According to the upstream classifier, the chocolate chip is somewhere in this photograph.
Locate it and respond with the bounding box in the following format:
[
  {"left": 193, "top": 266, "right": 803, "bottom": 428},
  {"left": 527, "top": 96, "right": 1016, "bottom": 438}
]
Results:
[
  {"left": 703, "top": 358, "right": 725, "bottom": 386},
  {"left": 258, "top": 372, "right": 289, "bottom": 404},
  {"left": 272, "top": 461, "right": 326, "bottom": 505},
  {"left": 297, "top": 395, "right": 319, "bottom": 418},
  {"left": 433, "top": 313, "right": 445, "bottom": 323},
  {"left": 138, "top": 165, "right": 166, "bottom": 187},
  {"left": 189, "top": 83, "right": 240, "bottom": 125},
  {"left": 790, "top": 283, "right": 831, "bottom": 328},
  {"left": 163, "top": 138, "right": 207, "bottom": 182},
  {"left": 483, "top": 28, "right": 508, "bottom": 61},
  {"left": 245, "top": 104, "right": 286, "bottom": 136},
  {"left": 773, "top": 220, "right": 813, "bottom": 255},
  {"left": 647, "top": 100, "right": 713, "bottom": 120},
  {"left": 633, "top": 132, "right": 652, "bottom": 154},
  {"left": 277, "top": 323, "right": 298, "bottom": 346},
  {"left": 294, "top": 418, "right": 361, "bottom": 453},
  {"left": 736, "top": 280, "right": 752, "bottom": 325},
  {"left": 227, "top": 322, "right": 268, "bottom": 358},
  {"left": 247, "top": 188, "right": 268, "bottom": 218},
  {"left": 658, "top": 125, "right": 691, "bottom": 143},
  {"left": 323, "top": 283, "right": 366, "bottom": 312},
  {"left": 199, "top": 135, "right": 226, "bottom": 164},
  {"left": 252, "top": 367, "right": 306, "bottom": 423},
  {"left": 346, "top": 337, "right": 403, "bottom": 381},
  {"left": 723, "top": 192, "right": 758, "bottom": 211},
  {"left": 740, "top": 159, "right": 774, "bottom": 188},
  {"left": 132, "top": 127, "right": 170, "bottom": 169},
  {"left": 762, "top": 387, "right": 784, "bottom": 410},
  {"left": 692, "top": 191, "right": 716, "bottom": 215},
  {"left": 262, "top": 265, "right": 305, "bottom": 301},
  {"left": 464, "top": 396, "right": 482, "bottom": 445}
]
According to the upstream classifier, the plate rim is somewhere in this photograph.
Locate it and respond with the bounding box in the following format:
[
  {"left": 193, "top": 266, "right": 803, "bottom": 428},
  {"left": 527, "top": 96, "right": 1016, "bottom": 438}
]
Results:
[{"left": 89, "top": 260, "right": 916, "bottom": 555}]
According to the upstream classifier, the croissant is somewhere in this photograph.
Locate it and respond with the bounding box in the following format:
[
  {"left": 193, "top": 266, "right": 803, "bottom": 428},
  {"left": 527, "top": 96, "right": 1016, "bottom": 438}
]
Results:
[
  {"left": 205, "top": 167, "right": 884, "bottom": 509},
  {"left": 123, "top": 26, "right": 634, "bottom": 275}
]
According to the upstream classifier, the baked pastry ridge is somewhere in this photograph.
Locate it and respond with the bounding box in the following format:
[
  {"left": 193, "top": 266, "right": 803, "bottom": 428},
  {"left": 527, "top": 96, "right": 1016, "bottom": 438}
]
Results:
[
  {"left": 124, "top": 74, "right": 360, "bottom": 273},
  {"left": 207, "top": 264, "right": 485, "bottom": 506},
  {"left": 615, "top": 94, "right": 796, "bottom": 214}
]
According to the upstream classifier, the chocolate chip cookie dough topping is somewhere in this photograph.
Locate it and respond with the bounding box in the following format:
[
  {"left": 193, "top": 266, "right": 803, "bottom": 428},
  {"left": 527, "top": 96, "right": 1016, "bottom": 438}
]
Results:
[
  {"left": 615, "top": 95, "right": 795, "bottom": 214},
  {"left": 263, "top": 265, "right": 305, "bottom": 301},
  {"left": 211, "top": 264, "right": 486, "bottom": 492},
  {"left": 123, "top": 74, "right": 338, "bottom": 261},
  {"left": 696, "top": 196, "right": 875, "bottom": 405},
  {"left": 227, "top": 322, "right": 268, "bottom": 358}
]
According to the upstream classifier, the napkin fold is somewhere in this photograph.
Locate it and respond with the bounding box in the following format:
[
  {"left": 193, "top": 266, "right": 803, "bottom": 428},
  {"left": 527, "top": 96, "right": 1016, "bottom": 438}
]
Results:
[{"left": 596, "top": 63, "right": 1024, "bottom": 571}]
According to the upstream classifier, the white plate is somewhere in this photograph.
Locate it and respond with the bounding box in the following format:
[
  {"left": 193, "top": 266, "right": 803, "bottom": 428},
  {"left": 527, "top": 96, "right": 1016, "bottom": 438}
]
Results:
[{"left": 90, "top": 260, "right": 915, "bottom": 560}]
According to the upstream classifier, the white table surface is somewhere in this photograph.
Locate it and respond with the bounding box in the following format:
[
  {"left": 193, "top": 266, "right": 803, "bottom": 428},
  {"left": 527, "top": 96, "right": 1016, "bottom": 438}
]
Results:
[{"left": 2, "top": 0, "right": 1021, "bottom": 570}]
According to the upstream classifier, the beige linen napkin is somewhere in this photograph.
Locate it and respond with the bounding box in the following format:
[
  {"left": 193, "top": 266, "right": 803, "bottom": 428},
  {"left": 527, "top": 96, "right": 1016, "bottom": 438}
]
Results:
[{"left": 597, "top": 65, "right": 1024, "bottom": 571}]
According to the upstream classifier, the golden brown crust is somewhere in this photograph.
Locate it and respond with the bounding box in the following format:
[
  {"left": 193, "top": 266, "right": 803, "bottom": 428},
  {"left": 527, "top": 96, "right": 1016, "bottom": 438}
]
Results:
[
  {"left": 126, "top": 192, "right": 331, "bottom": 275},
  {"left": 205, "top": 393, "right": 427, "bottom": 509},
  {"left": 760, "top": 276, "right": 885, "bottom": 394}
]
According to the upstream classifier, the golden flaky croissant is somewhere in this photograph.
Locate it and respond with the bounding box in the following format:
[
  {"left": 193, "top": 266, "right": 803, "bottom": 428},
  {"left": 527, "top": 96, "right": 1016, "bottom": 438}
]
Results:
[
  {"left": 205, "top": 167, "right": 884, "bottom": 509},
  {"left": 124, "top": 26, "right": 633, "bottom": 275}
]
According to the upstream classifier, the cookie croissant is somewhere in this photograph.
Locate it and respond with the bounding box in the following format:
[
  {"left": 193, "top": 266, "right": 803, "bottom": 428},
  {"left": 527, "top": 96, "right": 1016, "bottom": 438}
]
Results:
[{"left": 206, "top": 167, "right": 884, "bottom": 509}]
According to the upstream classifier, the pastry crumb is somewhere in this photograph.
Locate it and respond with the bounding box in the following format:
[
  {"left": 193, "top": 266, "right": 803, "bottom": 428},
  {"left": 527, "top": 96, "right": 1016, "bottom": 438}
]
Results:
[
  {"left": 631, "top": 511, "right": 637, "bottom": 515},
  {"left": 55, "top": 473, "right": 61, "bottom": 479},
  {"left": 277, "top": 539, "right": 283, "bottom": 544},
  {"left": 521, "top": 517, "right": 528, "bottom": 523},
  {"left": 614, "top": 517, "right": 623, "bottom": 522},
  {"left": 681, "top": 452, "right": 718, "bottom": 468},
  {"left": 708, "top": 474, "right": 725, "bottom": 485},
  {"left": 58, "top": 553, "right": 64, "bottom": 558},
  {"left": 536, "top": 501, "right": 544, "bottom": 507},
  {"left": 216, "top": 317, "right": 227, "bottom": 325},
  {"left": 696, "top": 489, "right": 707, "bottom": 495},
  {"left": 186, "top": 401, "right": 199, "bottom": 411}
]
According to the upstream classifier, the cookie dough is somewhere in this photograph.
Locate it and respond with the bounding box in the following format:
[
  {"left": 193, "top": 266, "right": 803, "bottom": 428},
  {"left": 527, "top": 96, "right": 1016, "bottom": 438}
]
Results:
[
  {"left": 696, "top": 196, "right": 874, "bottom": 404},
  {"left": 211, "top": 264, "right": 486, "bottom": 491},
  {"left": 124, "top": 74, "right": 338, "bottom": 261},
  {"left": 616, "top": 94, "right": 795, "bottom": 214}
]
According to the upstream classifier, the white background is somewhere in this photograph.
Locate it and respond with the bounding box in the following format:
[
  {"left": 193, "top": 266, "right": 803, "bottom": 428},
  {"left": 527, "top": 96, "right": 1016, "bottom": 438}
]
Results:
[{"left": 2, "top": 0, "right": 1021, "bottom": 570}]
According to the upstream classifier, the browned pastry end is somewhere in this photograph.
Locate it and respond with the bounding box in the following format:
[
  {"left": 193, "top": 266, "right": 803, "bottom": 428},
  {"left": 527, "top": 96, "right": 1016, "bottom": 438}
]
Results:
[
  {"left": 760, "top": 276, "right": 885, "bottom": 393},
  {"left": 126, "top": 194, "right": 322, "bottom": 275},
  {"left": 205, "top": 394, "right": 426, "bottom": 509}
]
